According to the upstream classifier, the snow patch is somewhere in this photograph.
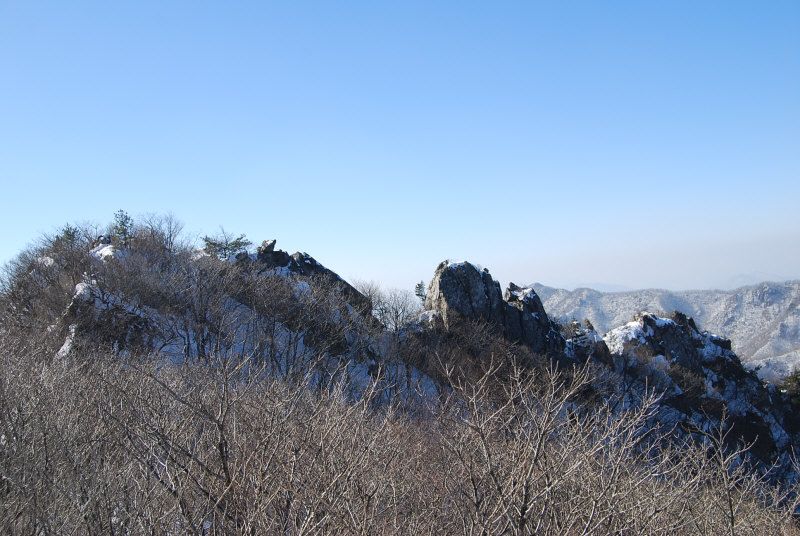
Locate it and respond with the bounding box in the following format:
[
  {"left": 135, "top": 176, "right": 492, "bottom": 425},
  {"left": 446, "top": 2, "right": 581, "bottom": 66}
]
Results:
[
  {"left": 56, "top": 324, "right": 78, "bottom": 358},
  {"left": 445, "top": 260, "right": 482, "bottom": 272},
  {"left": 653, "top": 317, "right": 677, "bottom": 328},
  {"left": 418, "top": 310, "right": 441, "bottom": 326},
  {"left": 90, "top": 243, "right": 117, "bottom": 260},
  {"left": 74, "top": 282, "right": 96, "bottom": 301},
  {"left": 603, "top": 320, "right": 650, "bottom": 355}
]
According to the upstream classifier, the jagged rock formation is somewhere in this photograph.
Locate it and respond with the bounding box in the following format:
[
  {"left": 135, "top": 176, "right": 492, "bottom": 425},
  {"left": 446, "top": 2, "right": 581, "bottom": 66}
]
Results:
[
  {"left": 424, "top": 261, "right": 565, "bottom": 355},
  {"left": 64, "top": 246, "right": 796, "bottom": 470},
  {"left": 422, "top": 259, "right": 799, "bottom": 471},
  {"left": 563, "top": 319, "right": 613, "bottom": 365},
  {"left": 534, "top": 281, "right": 800, "bottom": 381},
  {"left": 603, "top": 311, "right": 798, "bottom": 465},
  {"left": 7, "top": 224, "right": 800, "bottom": 532},
  {"left": 247, "top": 239, "right": 371, "bottom": 314}
]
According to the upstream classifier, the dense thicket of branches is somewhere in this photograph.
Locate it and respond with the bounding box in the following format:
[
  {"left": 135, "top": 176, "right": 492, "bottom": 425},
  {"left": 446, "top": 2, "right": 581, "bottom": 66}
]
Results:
[
  {"left": 1, "top": 346, "right": 798, "bottom": 535},
  {"left": 1, "top": 215, "right": 799, "bottom": 534}
]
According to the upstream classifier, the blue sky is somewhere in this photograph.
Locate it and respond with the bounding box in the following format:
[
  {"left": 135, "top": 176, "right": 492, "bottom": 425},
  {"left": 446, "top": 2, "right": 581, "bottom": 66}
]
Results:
[{"left": 1, "top": 1, "right": 798, "bottom": 292}]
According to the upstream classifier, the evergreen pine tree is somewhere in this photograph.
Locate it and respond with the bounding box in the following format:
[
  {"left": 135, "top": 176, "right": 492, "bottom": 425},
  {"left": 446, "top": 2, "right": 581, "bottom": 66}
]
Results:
[
  {"left": 781, "top": 369, "right": 800, "bottom": 406},
  {"left": 112, "top": 209, "right": 134, "bottom": 247},
  {"left": 202, "top": 227, "right": 252, "bottom": 259},
  {"left": 414, "top": 280, "right": 426, "bottom": 303}
]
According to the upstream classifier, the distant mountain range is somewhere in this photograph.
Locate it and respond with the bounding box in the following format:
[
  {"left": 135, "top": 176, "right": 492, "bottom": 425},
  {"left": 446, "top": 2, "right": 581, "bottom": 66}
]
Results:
[{"left": 533, "top": 281, "right": 800, "bottom": 381}]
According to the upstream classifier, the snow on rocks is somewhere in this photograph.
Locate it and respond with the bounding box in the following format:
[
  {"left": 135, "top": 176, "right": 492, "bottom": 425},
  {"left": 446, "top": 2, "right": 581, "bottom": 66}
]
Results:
[
  {"left": 56, "top": 324, "right": 78, "bottom": 358},
  {"left": 604, "top": 317, "right": 654, "bottom": 356},
  {"left": 536, "top": 280, "right": 800, "bottom": 379},
  {"left": 600, "top": 310, "right": 799, "bottom": 470},
  {"left": 90, "top": 243, "right": 118, "bottom": 260}
]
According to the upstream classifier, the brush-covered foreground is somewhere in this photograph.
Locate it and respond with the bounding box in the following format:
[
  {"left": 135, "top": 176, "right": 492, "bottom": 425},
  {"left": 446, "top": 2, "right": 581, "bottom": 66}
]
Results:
[{"left": 1, "top": 347, "right": 799, "bottom": 535}]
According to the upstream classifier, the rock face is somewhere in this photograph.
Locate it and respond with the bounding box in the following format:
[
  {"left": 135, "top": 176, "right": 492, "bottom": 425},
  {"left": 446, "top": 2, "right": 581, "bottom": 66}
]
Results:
[
  {"left": 423, "top": 260, "right": 799, "bottom": 469},
  {"left": 249, "top": 240, "right": 371, "bottom": 314},
  {"left": 564, "top": 319, "right": 613, "bottom": 366},
  {"left": 604, "top": 311, "right": 740, "bottom": 377},
  {"left": 425, "top": 261, "right": 565, "bottom": 355},
  {"left": 604, "top": 311, "right": 799, "bottom": 465}
]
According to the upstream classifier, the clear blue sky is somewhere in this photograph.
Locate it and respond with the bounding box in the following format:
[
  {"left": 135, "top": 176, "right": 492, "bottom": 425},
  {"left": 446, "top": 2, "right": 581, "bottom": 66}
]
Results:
[{"left": 1, "top": 1, "right": 798, "bottom": 292}]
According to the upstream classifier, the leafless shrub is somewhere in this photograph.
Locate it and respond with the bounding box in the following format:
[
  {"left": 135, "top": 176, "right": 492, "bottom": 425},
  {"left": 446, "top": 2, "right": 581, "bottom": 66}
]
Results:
[
  {"left": 353, "top": 280, "right": 422, "bottom": 334},
  {"left": 1, "top": 339, "right": 798, "bottom": 535}
]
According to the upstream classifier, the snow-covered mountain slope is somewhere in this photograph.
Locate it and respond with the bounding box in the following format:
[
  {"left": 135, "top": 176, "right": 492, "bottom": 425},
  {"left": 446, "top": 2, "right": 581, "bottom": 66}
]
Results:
[
  {"left": 424, "top": 263, "right": 800, "bottom": 474},
  {"left": 533, "top": 281, "right": 800, "bottom": 381},
  {"left": 600, "top": 311, "right": 798, "bottom": 468},
  {"left": 47, "top": 238, "right": 434, "bottom": 403}
]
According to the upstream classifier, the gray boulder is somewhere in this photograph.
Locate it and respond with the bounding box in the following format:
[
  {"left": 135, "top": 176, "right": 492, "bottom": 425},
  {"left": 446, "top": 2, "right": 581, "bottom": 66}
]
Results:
[
  {"left": 425, "top": 261, "right": 506, "bottom": 328},
  {"left": 257, "top": 239, "right": 277, "bottom": 254},
  {"left": 425, "top": 261, "right": 565, "bottom": 355}
]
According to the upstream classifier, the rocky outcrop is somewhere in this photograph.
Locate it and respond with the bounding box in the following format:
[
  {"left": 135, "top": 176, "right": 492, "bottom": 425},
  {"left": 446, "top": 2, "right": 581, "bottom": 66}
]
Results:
[
  {"left": 424, "top": 262, "right": 505, "bottom": 328},
  {"left": 59, "top": 240, "right": 375, "bottom": 361},
  {"left": 604, "top": 311, "right": 739, "bottom": 376},
  {"left": 604, "top": 311, "right": 799, "bottom": 465},
  {"left": 563, "top": 319, "right": 613, "bottom": 366},
  {"left": 424, "top": 261, "right": 565, "bottom": 355},
  {"left": 534, "top": 281, "right": 800, "bottom": 381},
  {"left": 61, "top": 281, "right": 166, "bottom": 354},
  {"left": 423, "top": 260, "right": 799, "bottom": 470},
  {"left": 248, "top": 240, "right": 371, "bottom": 314},
  {"left": 504, "top": 283, "right": 566, "bottom": 355}
]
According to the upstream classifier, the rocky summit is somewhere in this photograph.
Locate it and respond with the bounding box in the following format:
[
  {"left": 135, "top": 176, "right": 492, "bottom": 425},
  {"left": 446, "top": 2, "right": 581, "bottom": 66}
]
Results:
[
  {"left": 603, "top": 311, "right": 798, "bottom": 466},
  {"left": 423, "top": 260, "right": 799, "bottom": 472},
  {"left": 424, "top": 261, "right": 565, "bottom": 355}
]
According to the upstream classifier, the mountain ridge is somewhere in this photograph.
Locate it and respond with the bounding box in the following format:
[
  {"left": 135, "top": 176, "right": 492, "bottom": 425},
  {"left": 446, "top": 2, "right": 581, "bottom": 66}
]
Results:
[
  {"left": 4, "top": 218, "right": 800, "bottom": 532},
  {"left": 533, "top": 280, "right": 800, "bottom": 381}
]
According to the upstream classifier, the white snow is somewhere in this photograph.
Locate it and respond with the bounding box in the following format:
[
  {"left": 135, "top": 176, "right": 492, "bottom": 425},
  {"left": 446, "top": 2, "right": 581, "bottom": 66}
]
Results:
[
  {"left": 90, "top": 243, "right": 117, "bottom": 260},
  {"left": 74, "top": 282, "right": 95, "bottom": 301},
  {"left": 697, "top": 338, "right": 725, "bottom": 362},
  {"left": 417, "top": 310, "right": 441, "bottom": 326},
  {"left": 56, "top": 324, "right": 78, "bottom": 358},
  {"left": 509, "top": 286, "right": 538, "bottom": 302},
  {"left": 603, "top": 320, "right": 651, "bottom": 355},
  {"left": 538, "top": 280, "right": 800, "bottom": 378},
  {"left": 653, "top": 317, "right": 676, "bottom": 328},
  {"left": 445, "top": 260, "right": 482, "bottom": 272},
  {"left": 746, "top": 353, "right": 800, "bottom": 383}
]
